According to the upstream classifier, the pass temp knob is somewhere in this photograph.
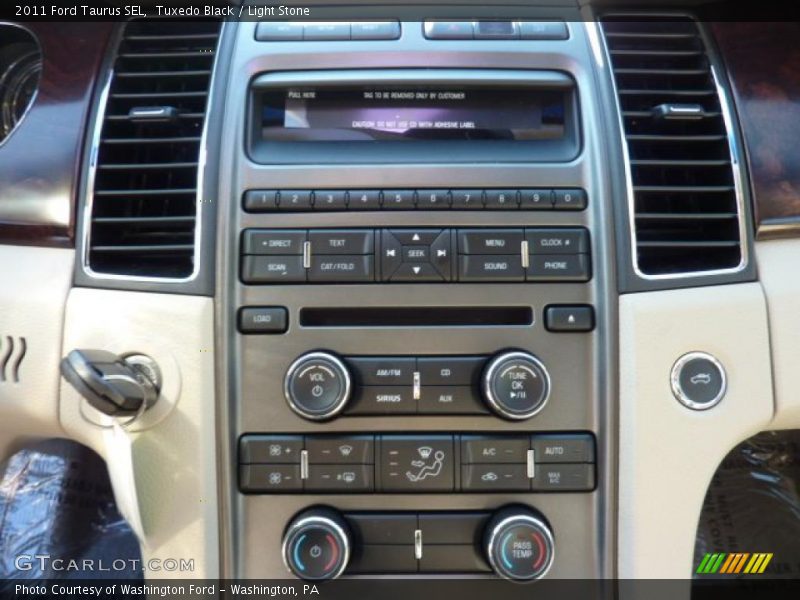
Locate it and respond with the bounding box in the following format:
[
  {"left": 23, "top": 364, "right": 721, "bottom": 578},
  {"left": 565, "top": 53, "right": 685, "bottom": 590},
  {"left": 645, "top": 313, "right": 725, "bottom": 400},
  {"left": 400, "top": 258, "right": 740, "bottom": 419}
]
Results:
[
  {"left": 484, "top": 507, "right": 555, "bottom": 582},
  {"left": 482, "top": 351, "right": 551, "bottom": 420},
  {"left": 284, "top": 351, "right": 352, "bottom": 421},
  {"left": 282, "top": 508, "right": 351, "bottom": 580}
]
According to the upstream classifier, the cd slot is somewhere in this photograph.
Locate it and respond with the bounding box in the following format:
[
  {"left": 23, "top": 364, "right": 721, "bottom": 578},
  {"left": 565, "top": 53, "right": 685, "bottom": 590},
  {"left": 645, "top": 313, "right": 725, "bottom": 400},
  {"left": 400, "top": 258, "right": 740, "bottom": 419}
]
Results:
[{"left": 299, "top": 306, "right": 533, "bottom": 328}]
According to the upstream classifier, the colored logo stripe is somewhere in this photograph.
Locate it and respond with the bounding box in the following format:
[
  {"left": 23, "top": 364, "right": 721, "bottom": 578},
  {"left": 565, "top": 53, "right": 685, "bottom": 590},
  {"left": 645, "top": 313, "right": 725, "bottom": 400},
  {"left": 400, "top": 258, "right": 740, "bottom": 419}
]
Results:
[{"left": 697, "top": 552, "right": 773, "bottom": 575}]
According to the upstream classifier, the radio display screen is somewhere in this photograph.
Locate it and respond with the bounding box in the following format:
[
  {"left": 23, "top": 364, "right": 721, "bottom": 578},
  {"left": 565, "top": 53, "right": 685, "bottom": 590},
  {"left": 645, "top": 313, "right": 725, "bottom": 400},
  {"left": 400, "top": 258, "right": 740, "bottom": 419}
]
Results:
[{"left": 259, "top": 86, "right": 567, "bottom": 142}]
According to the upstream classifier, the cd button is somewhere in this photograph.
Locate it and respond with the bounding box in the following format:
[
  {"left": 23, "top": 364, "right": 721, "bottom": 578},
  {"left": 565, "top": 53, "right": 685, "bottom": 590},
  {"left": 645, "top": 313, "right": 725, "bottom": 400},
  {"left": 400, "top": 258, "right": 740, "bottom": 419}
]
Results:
[{"left": 418, "top": 356, "right": 484, "bottom": 386}]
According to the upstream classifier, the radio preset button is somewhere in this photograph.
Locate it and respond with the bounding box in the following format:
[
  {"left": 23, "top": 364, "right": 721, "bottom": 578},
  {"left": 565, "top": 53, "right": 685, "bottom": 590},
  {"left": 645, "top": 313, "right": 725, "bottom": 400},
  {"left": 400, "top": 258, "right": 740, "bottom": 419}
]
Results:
[
  {"left": 348, "top": 190, "right": 382, "bottom": 210},
  {"left": 243, "top": 190, "right": 279, "bottom": 212},
  {"left": 278, "top": 190, "right": 313, "bottom": 211},
  {"left": 416, "top": 189, "right": 451, "bottom": 209},
  {"left": 314, "top": 190, "right": 348, "bottom": 211},
  {"left": 484, "top": 190, "right": 519, "bottom": 209},
  {"left": 553, "top": 188, "right": 587, "bottom": 210},
  {"left": 451, "top": 189, "right": 484, "bottom": 209},
  {"left": 459, "top": 255, "right": 524, "bottom": 282},
  {"left": 383, "top": 190, "right": 416, "bottom": 210},
  {"left": 309, "top": 230, "right": 374, "bottom": 255},
  {"left": 519, "top": 189, "right": 554, "bottom": 209},
  {"left": 458, "top": 229, "right": 524, "bottom": 254}
]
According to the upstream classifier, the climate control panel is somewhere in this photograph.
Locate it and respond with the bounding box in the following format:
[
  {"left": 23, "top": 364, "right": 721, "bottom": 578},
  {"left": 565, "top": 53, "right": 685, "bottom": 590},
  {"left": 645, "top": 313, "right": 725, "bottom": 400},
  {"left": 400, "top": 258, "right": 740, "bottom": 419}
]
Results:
[
  {"left": 282, "top": 506, "right": 555, "bottom": 581},
  {"left": 239, "top": 432, "right": 596, "bottom": 494}
]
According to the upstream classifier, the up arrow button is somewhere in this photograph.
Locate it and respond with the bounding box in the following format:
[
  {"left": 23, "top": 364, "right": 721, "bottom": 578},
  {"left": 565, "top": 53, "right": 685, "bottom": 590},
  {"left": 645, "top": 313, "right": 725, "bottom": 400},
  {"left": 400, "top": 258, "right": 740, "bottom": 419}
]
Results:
[{"left": 544, "top": 305, "right": 595, "bottom": 332}]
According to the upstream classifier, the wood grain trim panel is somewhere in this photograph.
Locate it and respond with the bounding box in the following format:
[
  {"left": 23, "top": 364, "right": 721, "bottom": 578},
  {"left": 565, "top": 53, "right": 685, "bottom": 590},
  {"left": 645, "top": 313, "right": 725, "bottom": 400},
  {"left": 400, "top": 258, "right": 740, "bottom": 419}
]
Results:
[
  {"left": 713, "top": 23, "right": 800, "bottom": 239},
  {"left": 0, "top": 22, "right": 113, "bottom": 247}
]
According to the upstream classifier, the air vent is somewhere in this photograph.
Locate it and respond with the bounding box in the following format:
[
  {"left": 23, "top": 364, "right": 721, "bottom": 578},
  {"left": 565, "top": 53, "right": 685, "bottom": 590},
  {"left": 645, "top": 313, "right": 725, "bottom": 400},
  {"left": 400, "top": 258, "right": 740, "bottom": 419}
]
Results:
[
  {"left": 602, "top": 16, "right": 744, "bottom": 277},
  {"left": 87, "top": 19, "right": 221, "bottom": 279}
]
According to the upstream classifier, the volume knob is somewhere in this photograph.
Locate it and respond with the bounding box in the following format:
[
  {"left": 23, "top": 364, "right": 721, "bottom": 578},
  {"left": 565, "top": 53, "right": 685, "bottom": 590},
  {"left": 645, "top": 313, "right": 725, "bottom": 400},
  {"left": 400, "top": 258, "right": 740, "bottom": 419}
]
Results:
[
  {"left": 284, "top": 352, "right": 352, "bottom": 421},
  {"left": 482, "top": 351, "right": 551, "bottom": 420}
]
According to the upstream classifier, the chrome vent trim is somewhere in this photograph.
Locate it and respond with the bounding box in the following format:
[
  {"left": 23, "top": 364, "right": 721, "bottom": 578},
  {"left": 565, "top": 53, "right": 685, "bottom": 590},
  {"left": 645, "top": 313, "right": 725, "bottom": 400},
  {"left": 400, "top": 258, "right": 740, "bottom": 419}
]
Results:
[
  {"left": 82, "top": 19, "right": 225, "bottom": 283},
  {"left": 599, "top": 15, "right": 749, "bottom": 281}
]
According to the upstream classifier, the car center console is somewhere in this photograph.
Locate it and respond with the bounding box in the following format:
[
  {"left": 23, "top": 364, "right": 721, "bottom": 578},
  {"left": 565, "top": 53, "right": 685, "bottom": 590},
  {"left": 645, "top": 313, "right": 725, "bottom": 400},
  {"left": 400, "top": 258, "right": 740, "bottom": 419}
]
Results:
[{"left": 220, "top": 16, "right": 615, "bottom": 581}]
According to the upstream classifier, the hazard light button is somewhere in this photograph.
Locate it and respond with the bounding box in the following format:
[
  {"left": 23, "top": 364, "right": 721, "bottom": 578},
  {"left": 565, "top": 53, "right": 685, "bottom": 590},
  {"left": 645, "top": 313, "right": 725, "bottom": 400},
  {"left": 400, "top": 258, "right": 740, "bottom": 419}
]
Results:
[{"left": 544, "top": 305, "right": 595, "bottom": 332}]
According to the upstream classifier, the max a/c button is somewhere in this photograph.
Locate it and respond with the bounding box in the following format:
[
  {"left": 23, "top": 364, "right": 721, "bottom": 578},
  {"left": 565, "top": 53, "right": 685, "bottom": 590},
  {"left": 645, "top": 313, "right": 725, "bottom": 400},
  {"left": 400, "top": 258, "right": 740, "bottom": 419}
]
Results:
[{"left": 238, "top": 307, "right": 288, "bottom": 334}]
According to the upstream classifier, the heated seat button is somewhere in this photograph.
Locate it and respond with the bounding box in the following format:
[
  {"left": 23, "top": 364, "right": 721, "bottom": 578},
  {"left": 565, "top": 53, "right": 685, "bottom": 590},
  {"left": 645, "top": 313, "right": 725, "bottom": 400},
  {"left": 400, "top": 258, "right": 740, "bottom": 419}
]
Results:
[
  {"left": 306, "top": 464, "right": 374, "bottom": 492},
  {"left": 309, "top": 230, "right": 374, "bottom": 255},
  {"left": 531, "top": 433, "right": 595, "bottom": 464},
  {"left": 239, "top": 465, "right": 302, "bottom": 492},
  {"left": 308, "top": 255, "right": 374, "bottom": 282},
  {"left": 379, "top": 436, "right": 455, "bottom": 492},
  {"left": 459, "top": 255, "right": 524, "bottom": 281},
  {"left": 462, "top": 464, "right": 530, "bottom": 491},
  {"left": 239, "top": 435, "right": 303, "bottom": 464},
  {"left": 458, "top": 229, "right": 523, "bottom": 254},
  {"left": 241, "top": 256, "right": 306, "bottom": 283},
  {"left": 418, "top": 386, "right": 488, "bottom": 414},
  {"left": 526, "top": 228, "right": 589, "bottom": 254},
  {"left": 348, "top": 357, "right": 416, "bottom": 386},
  {"left": 242, "top": 230, "right": 306, "bottom": 255},
  {"left": 527, "top": 254, "right": 590, "bottom": 281},
  {"left": 461, "top": 436, "right": 529, "bottom": 464},
  {"left": 305, "top": 436, "right": 375, "bottom": 464},
  {"left": 531, "top": 463, "right": 595, "bottom": 491},
  {"left": 348, "top": 386, "right": 416, "bottom": 415},
  {"left": 418, "top": 356, "right": 485, "bottom": 386}
]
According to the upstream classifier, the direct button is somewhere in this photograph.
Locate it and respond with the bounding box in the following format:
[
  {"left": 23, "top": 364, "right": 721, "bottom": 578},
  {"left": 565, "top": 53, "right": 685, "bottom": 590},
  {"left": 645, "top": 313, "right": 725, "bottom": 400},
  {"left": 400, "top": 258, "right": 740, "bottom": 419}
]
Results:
[
  {"left": 671, "top": 352, "right": 727, "bottom": 410},
  {"left": 309, "top": 230, "right": 374, "bottom": 255},
  {"left": 242, "top": 229, "right": 305, "bottom": 255},
  {"left": 238, "top": 307, "right": 288, "bottom": 334}
]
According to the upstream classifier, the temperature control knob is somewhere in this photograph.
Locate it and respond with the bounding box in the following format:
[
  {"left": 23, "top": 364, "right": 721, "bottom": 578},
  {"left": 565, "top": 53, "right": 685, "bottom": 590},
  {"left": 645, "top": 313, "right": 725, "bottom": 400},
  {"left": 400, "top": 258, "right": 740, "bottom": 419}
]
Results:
[
  {"left": 484, "top": 507, "right": 555, "bottom": 582},
  {"left": 284, "top": 352, "right": 352, "bottom": 421},
  {"left": 482, "top": 351, "right": 551, "bottom": 420},
  {"left": 282, "top": 508, "right": 351, "bottom": 580}
]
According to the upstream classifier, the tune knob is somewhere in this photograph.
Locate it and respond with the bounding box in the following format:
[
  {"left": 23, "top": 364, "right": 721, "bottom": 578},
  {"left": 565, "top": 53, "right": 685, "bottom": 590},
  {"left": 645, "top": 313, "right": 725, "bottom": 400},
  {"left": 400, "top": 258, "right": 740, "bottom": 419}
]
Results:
[
  {"left": 282, "top": 508, "right": 351, "bottom": 580},
  {"left": 484, "top": 507, "right": 555, "bottom": 582},
  {"left": 284, "top": 351, "right": 352, "bottom": 421},
  {"left": 482, "top": 351, "right": 551, "bottom": 420}
]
